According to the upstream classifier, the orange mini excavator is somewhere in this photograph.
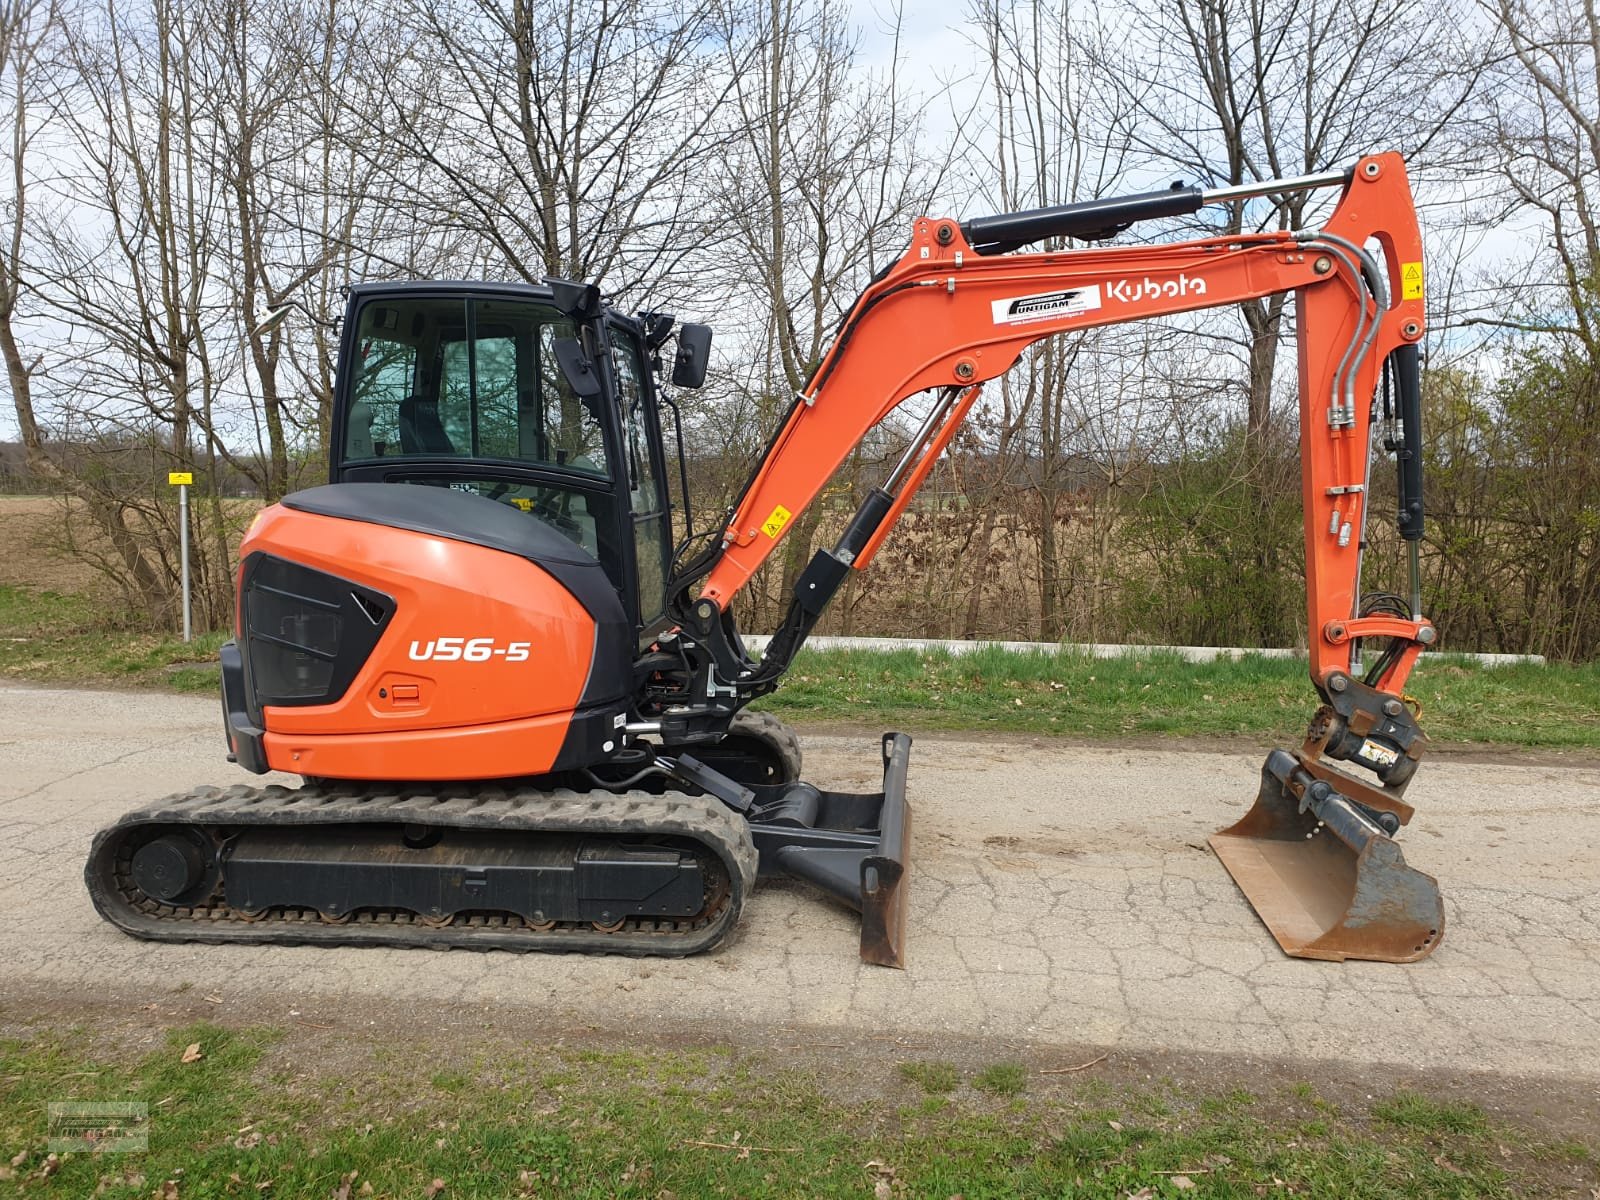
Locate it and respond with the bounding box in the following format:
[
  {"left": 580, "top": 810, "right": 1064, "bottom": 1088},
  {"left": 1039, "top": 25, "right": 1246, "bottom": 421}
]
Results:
[{"left": 86, "top": 151, "right": 1445, "bottom": 968}]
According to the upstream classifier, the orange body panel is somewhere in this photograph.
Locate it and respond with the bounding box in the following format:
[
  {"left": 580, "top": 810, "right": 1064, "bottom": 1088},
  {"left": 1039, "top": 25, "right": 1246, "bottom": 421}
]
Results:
[
  {"left": 261, "top": 711, "right": 581, "bottom": 782},
  {"left": 703, "top": 151, "right": 1433, "bottom": 693},
  {"left": 242, "top": 505, "right": 598, "bottom": 779}
]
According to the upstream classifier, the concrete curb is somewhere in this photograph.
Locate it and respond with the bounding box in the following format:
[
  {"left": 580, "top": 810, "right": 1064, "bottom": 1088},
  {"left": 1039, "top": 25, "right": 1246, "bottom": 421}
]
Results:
[{"left": 741, "top": 634, "right": 1544, "bottom": 667}]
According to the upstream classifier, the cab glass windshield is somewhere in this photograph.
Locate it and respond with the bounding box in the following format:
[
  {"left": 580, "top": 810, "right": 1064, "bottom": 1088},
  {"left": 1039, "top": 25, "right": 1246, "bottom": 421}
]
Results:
[{"left": 345, "top": 295, "right": 610, "bottom": 477}]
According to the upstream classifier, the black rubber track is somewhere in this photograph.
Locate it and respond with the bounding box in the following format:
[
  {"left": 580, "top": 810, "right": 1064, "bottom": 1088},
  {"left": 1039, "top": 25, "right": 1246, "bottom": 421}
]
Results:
[{"left": 85, "top": 783, "right": 758, "bottom": 957}]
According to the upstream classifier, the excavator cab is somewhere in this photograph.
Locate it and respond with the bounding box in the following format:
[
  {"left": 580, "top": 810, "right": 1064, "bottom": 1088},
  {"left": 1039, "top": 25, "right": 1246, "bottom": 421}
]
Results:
[{"left": 326, "top": 282, "right": 685, "bottom": 640}]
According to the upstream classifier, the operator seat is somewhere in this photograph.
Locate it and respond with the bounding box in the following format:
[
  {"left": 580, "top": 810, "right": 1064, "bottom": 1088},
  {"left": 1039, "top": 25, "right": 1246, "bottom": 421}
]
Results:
[{"left": 398, "top": 395, "right": 454, "bottom": 454}]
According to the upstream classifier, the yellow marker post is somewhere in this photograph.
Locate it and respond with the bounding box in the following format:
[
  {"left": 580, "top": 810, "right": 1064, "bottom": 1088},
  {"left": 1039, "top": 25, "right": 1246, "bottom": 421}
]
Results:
[{"left": 168, "top": 471, "right": 193, "bottom": 641}]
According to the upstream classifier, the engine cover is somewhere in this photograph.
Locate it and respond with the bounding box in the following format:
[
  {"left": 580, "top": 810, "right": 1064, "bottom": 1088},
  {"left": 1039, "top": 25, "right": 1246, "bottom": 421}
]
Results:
[{"left": 228, "top": 483, "right": 632, "bottom": 781}]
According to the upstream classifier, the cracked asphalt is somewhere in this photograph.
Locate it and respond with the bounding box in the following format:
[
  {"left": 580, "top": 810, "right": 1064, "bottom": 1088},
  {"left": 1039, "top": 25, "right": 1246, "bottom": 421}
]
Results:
[{"left": 2, "top": 683, "right": 1597, "bottom": 1082}]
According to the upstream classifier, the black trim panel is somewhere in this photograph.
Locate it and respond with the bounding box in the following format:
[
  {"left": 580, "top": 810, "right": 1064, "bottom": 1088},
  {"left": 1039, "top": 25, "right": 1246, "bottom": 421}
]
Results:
[
  {"left": 549, "top": 701, "right": 628, "bottom": 773},
  {"left": 240, "top": 554, "right": 395, "bottom": 710},
  {"left": 285, "top": 484, "right": 615, "bottom": 614},
  {"left": 220, "top": 640, "right": 268, "bottom": 774}
]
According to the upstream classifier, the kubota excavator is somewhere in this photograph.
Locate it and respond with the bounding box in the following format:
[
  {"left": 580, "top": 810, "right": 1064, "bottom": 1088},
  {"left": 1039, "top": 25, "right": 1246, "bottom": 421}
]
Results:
[{"left": 86, "top": 150, "right": 1445, "bottom": 969}]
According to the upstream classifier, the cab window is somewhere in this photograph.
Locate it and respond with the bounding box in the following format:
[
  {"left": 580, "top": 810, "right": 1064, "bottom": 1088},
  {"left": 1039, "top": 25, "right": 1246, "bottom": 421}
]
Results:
[{"left": 346, "top": 296, "right": 609, "bottom": 477}]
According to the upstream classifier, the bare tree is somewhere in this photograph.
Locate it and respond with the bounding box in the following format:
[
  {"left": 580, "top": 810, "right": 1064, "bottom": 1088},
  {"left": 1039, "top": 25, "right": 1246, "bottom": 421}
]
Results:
[
  {"left": 706, "top": 0, "right": 948, "bottom": 627},
  {"left": 964, "top": 0, "right": 1154, "bottom": 639},
  {"left": 211, "top": 0, "right": 444, "bottom": 493},
  {"left": 370, "top": 0, "right": 741, "bottom": 295},
  {"left": 0, "top": 0, "right": 53, "bottom": 469},
  {"left": 28, "top": 0, "right": 238, "bottom": 625},
  {"left": 1451, "top": 0, "right": 1600, "bottom": 659},
  {"left": 1104, "top": 0, "right": 1467, "bottom": 446},
  {"left": 2, "top": 0, "right": 231, "bottom": 625},
  {"left": 1473, "top": 0, "right": 1599, "bottom": 353}
]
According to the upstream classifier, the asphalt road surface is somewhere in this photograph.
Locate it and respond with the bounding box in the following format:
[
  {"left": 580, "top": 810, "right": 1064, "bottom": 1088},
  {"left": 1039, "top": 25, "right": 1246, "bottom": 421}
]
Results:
[{"left": 2, "top": 684, "right": 1597, "bottom": 1082}]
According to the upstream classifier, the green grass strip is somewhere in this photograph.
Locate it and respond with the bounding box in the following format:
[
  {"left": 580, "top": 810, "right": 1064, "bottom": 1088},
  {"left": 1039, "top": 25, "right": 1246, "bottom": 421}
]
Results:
[
  {"left": 2, "top": 1023, "right": 1585, "bottom": 1199},
  {"left": 758, "top": 645, "right": 1600, "bottom": 749},
  {"left": 4, "top": 584, "right": 1597, "bottom": 748}
]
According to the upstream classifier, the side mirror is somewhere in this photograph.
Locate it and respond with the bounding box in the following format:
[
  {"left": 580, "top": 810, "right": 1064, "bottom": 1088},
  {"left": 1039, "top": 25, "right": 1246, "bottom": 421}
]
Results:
[
  {"left": 672, "top": 323, "right": 712, "bottom": 389},
  {"left": 552, "top": 336, "right": 602, "bottom": 399}
]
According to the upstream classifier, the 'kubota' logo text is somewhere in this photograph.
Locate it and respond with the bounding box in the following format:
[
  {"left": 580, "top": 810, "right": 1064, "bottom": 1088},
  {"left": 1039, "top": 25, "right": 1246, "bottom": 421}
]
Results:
[
  {"left": 409, "top": 637, "right": 530, "bottom": 663},
  {"left": 1106, "top": 275, "right": 1208, "bottom": 303}
]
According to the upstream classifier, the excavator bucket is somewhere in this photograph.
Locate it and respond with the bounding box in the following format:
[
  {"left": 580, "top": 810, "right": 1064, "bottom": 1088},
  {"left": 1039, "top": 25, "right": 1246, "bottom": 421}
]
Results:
[{"left": 1211, "top": 750, "right": 1443, "bottom": 963}]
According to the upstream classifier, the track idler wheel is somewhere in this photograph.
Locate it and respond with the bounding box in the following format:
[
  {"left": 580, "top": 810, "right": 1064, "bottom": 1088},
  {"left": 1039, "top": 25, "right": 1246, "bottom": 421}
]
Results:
[
  {"left": 698, "top": 712, "right": 803, "bottom": 786},
  {"left": 129, "top": 829, "right": 217, "bottom": 906}
]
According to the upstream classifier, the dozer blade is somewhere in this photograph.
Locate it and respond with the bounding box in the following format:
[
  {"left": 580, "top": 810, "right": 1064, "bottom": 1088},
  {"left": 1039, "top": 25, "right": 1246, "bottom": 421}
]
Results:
[
  {"left": 1211, "top": 749, "right": 1443, "bottom": 963},
  {"left": 857, "top": 733, "right": 912, "bottom": 968},
  {"left": 749, "top": 732, "right": 913, "bottom": 968}
]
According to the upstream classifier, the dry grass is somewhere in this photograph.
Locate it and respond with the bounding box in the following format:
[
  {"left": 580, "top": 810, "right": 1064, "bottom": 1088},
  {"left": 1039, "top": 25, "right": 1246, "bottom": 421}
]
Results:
[{"left": 0, "top": 496, "right": 110, "bottom": 595}]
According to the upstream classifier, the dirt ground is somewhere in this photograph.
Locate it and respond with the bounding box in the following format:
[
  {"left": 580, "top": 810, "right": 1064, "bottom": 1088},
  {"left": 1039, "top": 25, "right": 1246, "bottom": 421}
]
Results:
[
  {"left": 3, "top": 985, "right": 1598, "bottom": 1197},
  {"left": 0, "top": 496, "right": 107, "bottom": 594}
]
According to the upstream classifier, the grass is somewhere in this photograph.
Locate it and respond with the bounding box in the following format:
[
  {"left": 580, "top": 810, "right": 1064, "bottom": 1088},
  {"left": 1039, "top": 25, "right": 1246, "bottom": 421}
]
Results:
[
  {"left": 3, "top": 582, "right": 1598, "bottom": 748},
  {"left": 0, "top": 586, "right": 226, "bottom": 695},
  {"left": 1372, "top": 1092, "right": 1489, "bottom": 1135},
  {"left": 973, "top": 1061, "right": 1028, "bottom": 1097},
  {"left": 898, "top": 1059, "right": 960, "bottom": 1094},
  {"left": 757, "top": 644, "right": 1600, "bottom": 749},
  {"left": 1, "top": 1021, "right": 1585, "bottom": 1199}
]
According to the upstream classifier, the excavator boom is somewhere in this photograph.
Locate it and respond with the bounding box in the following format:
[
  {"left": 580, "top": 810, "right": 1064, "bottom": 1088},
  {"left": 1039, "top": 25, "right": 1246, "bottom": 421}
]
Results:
[{"left": 699, "top": 155, "right": 1429, "bottom": 694}]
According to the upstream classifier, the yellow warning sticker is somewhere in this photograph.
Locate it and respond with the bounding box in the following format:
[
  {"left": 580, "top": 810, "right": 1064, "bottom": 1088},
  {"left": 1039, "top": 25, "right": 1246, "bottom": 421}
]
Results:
[
  {"left": 1401, "top": 261, "right": 1423, "bottom": 301},
  {"left": 761, "top": 504, "right": 792, "bottom": 538},
  {"left": 167, "top": 471, "right": 193, "bottom": 486}
]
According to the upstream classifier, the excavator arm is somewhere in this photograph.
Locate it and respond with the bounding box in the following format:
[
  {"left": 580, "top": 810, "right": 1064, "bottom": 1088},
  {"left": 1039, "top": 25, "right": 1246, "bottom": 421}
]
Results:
[{"left": 660, "top": 150, "right": 1444, "bottom": 964}]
